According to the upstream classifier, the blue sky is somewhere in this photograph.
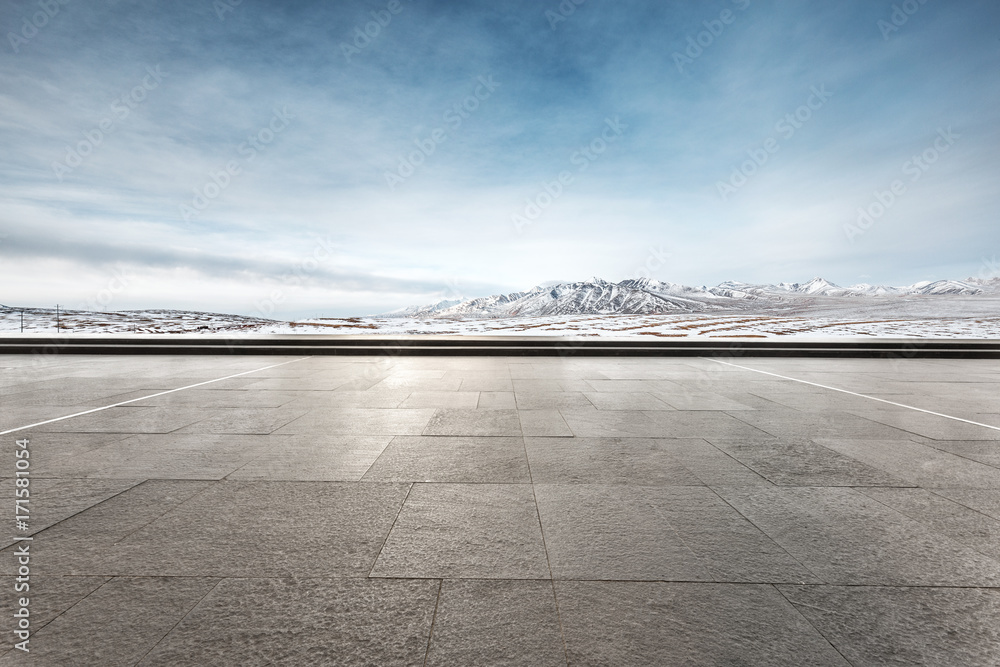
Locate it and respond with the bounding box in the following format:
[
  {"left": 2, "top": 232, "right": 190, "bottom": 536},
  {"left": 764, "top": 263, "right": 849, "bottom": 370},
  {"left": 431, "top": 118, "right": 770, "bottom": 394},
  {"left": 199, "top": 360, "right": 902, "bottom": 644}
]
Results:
[{"left": 1, "top": 0, "right": 998, "bottom": 318}]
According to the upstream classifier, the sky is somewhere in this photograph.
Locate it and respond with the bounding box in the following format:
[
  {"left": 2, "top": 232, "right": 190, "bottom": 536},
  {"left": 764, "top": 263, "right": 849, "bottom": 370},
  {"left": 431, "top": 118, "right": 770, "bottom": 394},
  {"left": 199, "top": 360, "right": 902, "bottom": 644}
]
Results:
[{"left": 1, "top": 0, "right": 998, "bottom": 318}]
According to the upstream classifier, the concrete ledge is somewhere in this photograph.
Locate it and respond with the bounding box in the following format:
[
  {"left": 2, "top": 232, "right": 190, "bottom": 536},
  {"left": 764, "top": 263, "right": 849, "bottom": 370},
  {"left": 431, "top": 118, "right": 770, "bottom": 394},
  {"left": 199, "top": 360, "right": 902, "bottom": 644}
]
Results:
[{"left": 2, "top": 335, "right": 999, "bottom": 357}]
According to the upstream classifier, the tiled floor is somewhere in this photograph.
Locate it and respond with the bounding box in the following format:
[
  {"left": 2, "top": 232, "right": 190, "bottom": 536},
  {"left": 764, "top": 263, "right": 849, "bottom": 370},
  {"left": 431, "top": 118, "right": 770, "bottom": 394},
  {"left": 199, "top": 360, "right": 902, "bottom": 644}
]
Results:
[{"left": 1, "top": 353, "right": 999, "bottom": 665}]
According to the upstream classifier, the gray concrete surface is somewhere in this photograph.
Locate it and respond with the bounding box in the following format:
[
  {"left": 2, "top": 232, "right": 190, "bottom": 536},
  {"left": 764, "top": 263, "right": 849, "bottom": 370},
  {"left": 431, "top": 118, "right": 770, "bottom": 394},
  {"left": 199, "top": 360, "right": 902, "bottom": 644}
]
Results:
[{"left": 1, "top": 354, "right": 999, "bottom": 665}]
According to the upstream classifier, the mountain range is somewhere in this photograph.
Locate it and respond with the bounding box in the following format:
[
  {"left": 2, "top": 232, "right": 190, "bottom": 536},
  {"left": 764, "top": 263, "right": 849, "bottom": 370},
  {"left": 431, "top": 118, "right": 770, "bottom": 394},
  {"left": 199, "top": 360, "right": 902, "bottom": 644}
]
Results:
[{"left": 380, "top": 276, "right": 999, "bottom": 318}]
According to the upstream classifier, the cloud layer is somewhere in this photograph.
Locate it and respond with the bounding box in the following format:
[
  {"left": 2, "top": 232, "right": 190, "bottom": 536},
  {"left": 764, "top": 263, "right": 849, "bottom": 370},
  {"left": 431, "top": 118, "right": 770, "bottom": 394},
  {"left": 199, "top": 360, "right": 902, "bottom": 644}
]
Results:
[{"left": 1, "top": 0, "right": 998, "bottom": 317}]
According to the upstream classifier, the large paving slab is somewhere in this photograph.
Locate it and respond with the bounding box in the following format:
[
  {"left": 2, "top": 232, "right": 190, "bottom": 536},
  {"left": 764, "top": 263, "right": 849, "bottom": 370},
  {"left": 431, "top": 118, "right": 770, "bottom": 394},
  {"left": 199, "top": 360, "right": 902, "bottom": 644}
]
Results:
[
  {"left": 2, "top": 353, "right": 1000, "bottom": 664},
  {"left": 707, "top": 438, "right": 911, "bottom": 486},
  {"left": 777, "top": 585, "right": 1000, "bottom": 666},
  {"left": 4, "top": 480, "right": 412, "bottom": 578},
  {"left": 556, "top": 581, "right": 851, "bottom": 666},
  {"left": 370, "top": 483, "right": 549, "bottom": 579},
  {"left": 0, "top": 577, "right": 218, "bottom": 666},
  {"left": 228, "top": 434, "right": 393, "bottom": 481},
  {"left": 534, "top": 484, "right": 818, "bottom": 583},
  {"left": 137, "top": 578, "right": 439, "bottom": 666},
  {"left": 715, "top": 486, "right": 1000, "bottom": 586},
  {"left": 424, "top": 580, "right": 565, "bottom": 667},
  {"left": 362, "top": 436, "right": 531, "bottom": 483}
]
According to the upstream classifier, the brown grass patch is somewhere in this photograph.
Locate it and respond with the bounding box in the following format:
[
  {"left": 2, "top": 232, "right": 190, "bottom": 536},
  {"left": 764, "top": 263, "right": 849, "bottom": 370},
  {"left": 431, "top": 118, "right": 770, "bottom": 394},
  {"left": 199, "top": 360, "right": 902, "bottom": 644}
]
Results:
[
  {"left": 707, "top": 334, "right": 769, "bottom": 338},
  {"left": 289, "top": 321, "right": 378, "bottom": 329}
]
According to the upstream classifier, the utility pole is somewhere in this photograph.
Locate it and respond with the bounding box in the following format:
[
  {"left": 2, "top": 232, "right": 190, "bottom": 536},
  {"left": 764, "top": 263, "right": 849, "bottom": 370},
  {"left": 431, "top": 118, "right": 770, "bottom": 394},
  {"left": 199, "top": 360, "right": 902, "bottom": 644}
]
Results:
[
  {"left": 56, "top": 304, "right": 60, "bottom": 331},
  {"left": 20, "top": 309, "right": 24, "bottom": 332}
]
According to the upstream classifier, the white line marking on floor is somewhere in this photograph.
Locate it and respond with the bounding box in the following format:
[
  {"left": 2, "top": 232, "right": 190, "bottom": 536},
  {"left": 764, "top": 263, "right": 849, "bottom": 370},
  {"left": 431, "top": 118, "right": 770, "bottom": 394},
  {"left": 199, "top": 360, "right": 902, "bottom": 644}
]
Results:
[
  {"left": 703, "top": 357, "right": 1000, "bottom": 433},
  {"left": 0, "top": 356, "right": 312, "bottom": 436}
]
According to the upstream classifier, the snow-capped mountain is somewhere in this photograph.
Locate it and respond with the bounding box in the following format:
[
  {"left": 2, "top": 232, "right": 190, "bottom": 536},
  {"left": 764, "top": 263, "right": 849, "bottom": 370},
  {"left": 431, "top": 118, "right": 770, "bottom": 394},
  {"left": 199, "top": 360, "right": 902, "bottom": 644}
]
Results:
[
  {"left": 906, "top": 279, "right": 985, "bottom": 296},
  {"left": 381, "top": 277, "right": 989, "bottom": 318},
  {"left": 967, "top": 276, "right": 1000, "bottom": 290},
  {"left": 782, "top": 277, "right": 850, "bottom": 295},
  {"left": 707, "top": 277, "right": 983, "bottom": 298},
  {"left": 380, "top": 299, "right": 463, "bottom": 318},
  {"left": 429, "top": 278, "right": 720, "bottom": 318}
]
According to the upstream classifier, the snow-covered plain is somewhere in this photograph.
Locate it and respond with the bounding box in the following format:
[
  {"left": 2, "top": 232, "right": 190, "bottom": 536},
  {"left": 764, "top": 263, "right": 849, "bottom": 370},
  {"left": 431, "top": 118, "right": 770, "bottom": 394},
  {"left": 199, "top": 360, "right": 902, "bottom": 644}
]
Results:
[
  {"left": 3, "top": 277, "right": 999, "bottom": 339},
  {"left": 3, "top": 307, "right": 999, "bottom": 338}
]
